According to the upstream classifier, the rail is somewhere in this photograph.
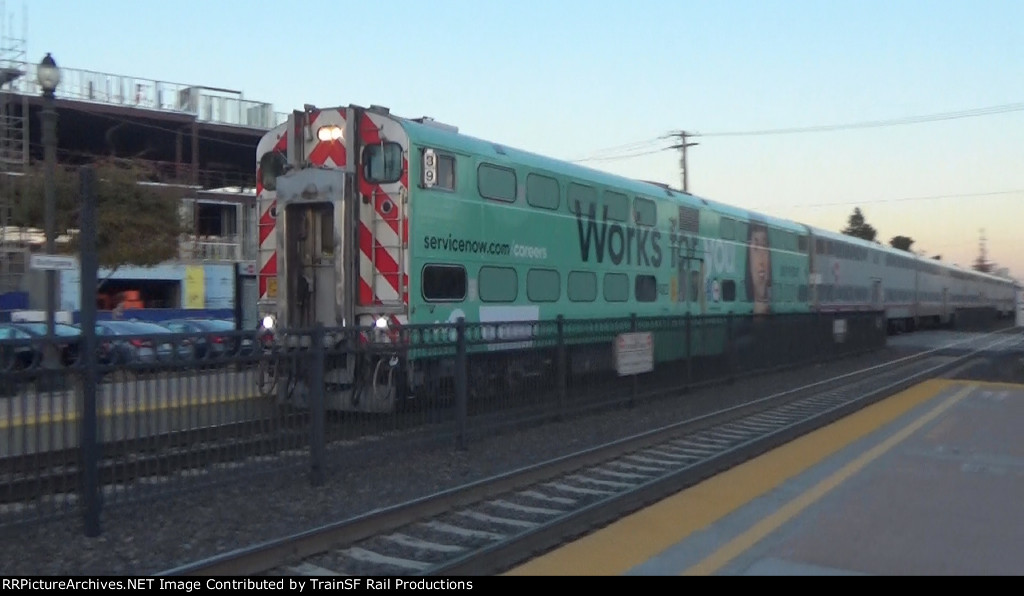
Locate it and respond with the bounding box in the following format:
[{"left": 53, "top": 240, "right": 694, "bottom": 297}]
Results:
[{"left": 160, "top": 331, "right": 1021, "bottom": 576}]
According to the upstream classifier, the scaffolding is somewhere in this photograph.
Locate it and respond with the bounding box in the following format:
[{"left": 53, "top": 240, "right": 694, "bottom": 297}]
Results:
[{"left": 0, "top": 0, "right": 27, "bottom": 294}]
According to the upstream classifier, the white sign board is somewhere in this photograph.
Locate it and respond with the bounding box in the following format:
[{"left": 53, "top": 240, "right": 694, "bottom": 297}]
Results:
[
  {"left": 615, "top": 332, "right": 654, "bottom": 376},
  {"left": 833, "top": 318, "right": 848, "bottom": 343},
  {"left": 30, "top": 254, "right": 78, "bottom": 271},
  {"left": 237, "top": 261, "right": 258, "bottom": 276}
]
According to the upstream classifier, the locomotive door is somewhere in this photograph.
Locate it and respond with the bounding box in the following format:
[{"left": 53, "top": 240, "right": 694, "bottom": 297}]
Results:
[
  {"left": 275, "top": 168, "right": 348, "bottom": 330},
  {"left": 872, "top": 279, "right": 882, "bottom": 311},
  {"left": 284, "top": 203, "right": 336, "bottom": 328}
]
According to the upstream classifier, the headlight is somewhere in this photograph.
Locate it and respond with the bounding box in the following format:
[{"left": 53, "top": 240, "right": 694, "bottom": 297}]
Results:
[
  {"left": 375, "top": 316, "right": 389, "bottom": 330},
  {"left": 317, "top": 125, "right": 344, "bottom": 142},
  {"left": 262, "top": 315, "right": 276, "bottom": 330}
]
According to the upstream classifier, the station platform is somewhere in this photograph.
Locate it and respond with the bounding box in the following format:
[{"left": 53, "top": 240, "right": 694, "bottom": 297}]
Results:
[{"left": 506, "top": 375, "right": 1024, "bottom": 575}]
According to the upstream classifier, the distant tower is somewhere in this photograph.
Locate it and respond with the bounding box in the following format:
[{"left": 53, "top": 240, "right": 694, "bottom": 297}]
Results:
[
  {"left": 974, "top": 228, "right": 991, "bottom": 273},
  {"left": 0, "top": 0, "right": 28, "bottom": 293}
]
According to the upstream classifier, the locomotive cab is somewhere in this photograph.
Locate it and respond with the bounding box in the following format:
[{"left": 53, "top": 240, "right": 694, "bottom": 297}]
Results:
[{"left": 261, "top": 106, "right": 413, "bottom": 413}]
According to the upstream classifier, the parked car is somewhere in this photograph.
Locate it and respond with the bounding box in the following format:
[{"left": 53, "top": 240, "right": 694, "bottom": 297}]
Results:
[
  {"left": 92, "top": 320, "right": 194, "bottom": 365},
  {"left": 160, "top": 318, "right": 254, "bottom": 360},
  {"left": 9, "top": 321, "right": 83, "bottom": 366},
  {"left": 0, "top": 323, "right": 40, "bottom": 371}
]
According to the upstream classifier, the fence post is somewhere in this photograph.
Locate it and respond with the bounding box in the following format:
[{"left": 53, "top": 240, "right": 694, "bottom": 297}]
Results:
[
  {"left": 815, "top": 310, "right": 825, "bottom": 364},
  {"left": 309, "top": 324, "right": 326, "bottom": 487},
  {"left": 556, "top": 315, "right": 566, "bottom": 421},
  {"left": 454, "top": 317, "right": 467, "bottom": 451},
  {"left": 727, "top": 312, "right": 736, "bottom": 384},
  {"left": 629, "top": 314, "right": 638, "bottom": 408},
  {"left": 685, "top": 313, "right": 693, "bottom": 391},
  {"left": 78, "top": 165, "right": 101, "bottom": 537}
]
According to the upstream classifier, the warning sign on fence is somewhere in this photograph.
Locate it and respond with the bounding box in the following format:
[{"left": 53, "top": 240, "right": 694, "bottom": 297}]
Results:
[{"left": 614, "top": 332, "right": 654, "bottom": 376}]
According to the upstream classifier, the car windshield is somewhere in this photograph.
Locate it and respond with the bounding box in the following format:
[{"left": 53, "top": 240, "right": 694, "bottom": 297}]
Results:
[
  {"left": 128, "top": 322, "right": 173, "bottom": 334},
  {"left": 15, "top": 322, "right": 81, "bottom": 337},
  {"left": 99, "top": 321, "right": 157, "bottom": 335},
  {"left": 0, "top": 326, "right": 32, "bottom": 340},
  {"left": 194, "top": 320, "right": 235, "bottom": 331}
]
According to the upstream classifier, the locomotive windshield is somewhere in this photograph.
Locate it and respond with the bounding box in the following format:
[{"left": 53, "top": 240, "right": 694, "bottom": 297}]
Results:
[
  {"left": 363, "top": 142, "right": 403, "bottom": 183},
  {"left": 259, "top": 150, "right": 287, "bottom": 191}
]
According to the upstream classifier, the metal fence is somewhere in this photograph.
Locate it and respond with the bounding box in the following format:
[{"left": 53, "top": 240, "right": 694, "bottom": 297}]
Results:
[
  {"left": 11, "top": 61, "right": 286, "bottom": 130},
  {"left": 0, "top": 311, "right": 889, "bottom": 532}
]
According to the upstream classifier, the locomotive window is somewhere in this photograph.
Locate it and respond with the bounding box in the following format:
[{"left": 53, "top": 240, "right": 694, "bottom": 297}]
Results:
[
  {"left": 421, "top": 264, "right": 466, "bottom": 302},
  {"left": 478, "top": 266, "right": 518, "bottom": 302},
  {"left": 363, "top": 142, "right": 403, "bottom": 184},
  {"left": 604, "top": 273, "right": 629, "bottom": 302},
  {"left": 604, "top": 191, "right": 629, "bottom": 222},
  {"left": 526, "top": 174, "right": 559, "bottom": 210},
  {"left": 258, "top": 150, "right": 287, "bottom": 191},
  {"left": 478, "top": 163, "right": 517, "bottom": 202},
  {"left": 719, "top": 218, "right": 735, "bottom": 241},
  {"left": 736, "top": 221, "right": 748, "bottom": 244},
  {"left": 434, "top": 154, "right": 456, "bottom": 190},
  {"left": 568, "top": 271, "right": 597, "bottom": 302},
  {"left": 635, "top": 197, "right": 657, "bottom": 227},
  {"left": 798, "top": 235, "right": 808, "bottom": 253},
  {"left": 527, "top": 268, "right": 560, "bottom": 302},
  {"left": 568, "top": 183, "right": 597, "bottom": 216},
  {"left": 635, "top": 275, "right": 658, "bottom": 302},
  {"left": 721, "top": 280, "right": 736, "bottom": 302}
]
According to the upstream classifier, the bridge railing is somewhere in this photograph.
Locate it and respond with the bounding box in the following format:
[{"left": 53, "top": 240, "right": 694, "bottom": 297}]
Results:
[{"left": 5, "top": 61, "right": 286, "bottom": 130}]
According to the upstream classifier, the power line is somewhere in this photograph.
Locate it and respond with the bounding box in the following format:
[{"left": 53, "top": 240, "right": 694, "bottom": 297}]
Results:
[
  {"left": 574, "top": 136, "right": 665, "bottom": 156},
  {"left": 573, "top": 100, "right": 1024, "bottom": 182},
  {"left": 568, "top": 135, "right": 672, "bottom": 163},
  {"left": 696, "top": 101, "right": 1024, "bottom": 138},
  {"left": 570, "top": 145, "right": 672, "bottom": 163}
]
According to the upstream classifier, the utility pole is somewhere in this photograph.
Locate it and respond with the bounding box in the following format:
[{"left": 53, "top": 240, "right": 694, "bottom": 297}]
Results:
[{"left": 670, "top": 131, "right": 698, "bottom": 192}]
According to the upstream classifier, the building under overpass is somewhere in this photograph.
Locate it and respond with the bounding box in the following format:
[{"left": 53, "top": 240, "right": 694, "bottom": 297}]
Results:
[{"left": 0, "top": 43, "right": 282, "bottom": 319}]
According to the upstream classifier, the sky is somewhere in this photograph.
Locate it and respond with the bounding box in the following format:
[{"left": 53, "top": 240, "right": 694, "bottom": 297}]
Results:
[{"left": 14, "top": 0, "right": 1024, "bottom": 281}]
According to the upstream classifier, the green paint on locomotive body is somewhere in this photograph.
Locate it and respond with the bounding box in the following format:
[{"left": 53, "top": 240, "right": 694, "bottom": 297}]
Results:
[{"left": 397, "top": 119, "right": 811, "bottom": 359}]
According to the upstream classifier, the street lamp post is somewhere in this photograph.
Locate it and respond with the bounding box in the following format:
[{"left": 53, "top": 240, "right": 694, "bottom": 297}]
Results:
[{"left": 37, "top": 53, "right": 61, "bottom": 368}]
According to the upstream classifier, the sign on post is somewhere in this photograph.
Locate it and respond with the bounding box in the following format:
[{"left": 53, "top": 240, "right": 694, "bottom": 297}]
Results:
[
  {"left": 29, "top": 254, "right": 78, "bottom": 271},
  {"left": 614, "top": 332, "right": 654, "bottom": 376},
  {"left": 833, "top": 318, "right": 848, "bottom": 343}
]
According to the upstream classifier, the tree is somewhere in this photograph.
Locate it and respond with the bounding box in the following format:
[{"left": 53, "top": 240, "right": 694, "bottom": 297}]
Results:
[
  {"left": 889, "top": 235, "right": 915, "bottom": 252},
  {"left": 10, "top": 159, "right": 186, "bottom": 269},
  {"left": 841, "top": 207, "right": 877, "bottom": 242}
]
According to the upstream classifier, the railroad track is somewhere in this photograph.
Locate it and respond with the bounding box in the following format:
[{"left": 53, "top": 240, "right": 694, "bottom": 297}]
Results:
[
  {"left": 159, "top": 329, "right": 1023, "bottom": 576},
  {"left": 0, "top": 414, "right": 310, "bottom": 504}
]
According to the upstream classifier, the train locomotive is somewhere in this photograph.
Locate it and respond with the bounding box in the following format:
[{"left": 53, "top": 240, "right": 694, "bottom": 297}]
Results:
[{"left": 255, "top": 104, "right": 1019, "bottom": 412}]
